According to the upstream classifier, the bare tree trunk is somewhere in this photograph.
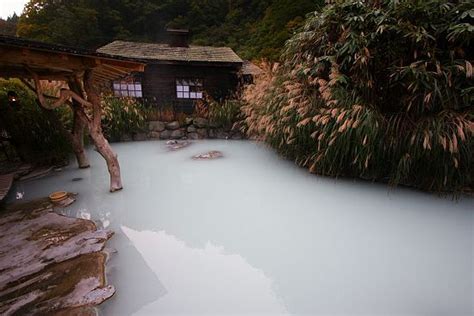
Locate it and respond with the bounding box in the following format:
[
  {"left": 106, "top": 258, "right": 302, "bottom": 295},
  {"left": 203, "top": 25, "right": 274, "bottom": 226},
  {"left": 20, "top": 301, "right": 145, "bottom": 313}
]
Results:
[
  {"left": 71, "top": 107, "right": 90, "bottom": 169},
  {"left": 67, "top": 80, "right": 90, "bottom": 169},
  {"left": 83, "top": 72, "right": 123, "bottom": 192}
]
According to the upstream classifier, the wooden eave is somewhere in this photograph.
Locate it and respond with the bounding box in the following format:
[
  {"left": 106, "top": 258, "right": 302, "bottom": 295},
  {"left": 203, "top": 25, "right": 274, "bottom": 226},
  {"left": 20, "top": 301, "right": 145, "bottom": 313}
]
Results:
[{"left": 0, "top": 36, "right": 145, "bottom": 86}]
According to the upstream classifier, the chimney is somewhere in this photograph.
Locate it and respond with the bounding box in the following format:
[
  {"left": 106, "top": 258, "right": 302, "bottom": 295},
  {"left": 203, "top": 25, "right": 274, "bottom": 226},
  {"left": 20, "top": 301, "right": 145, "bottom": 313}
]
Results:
[{"left": 166, "top": 29, "right": 190, "bottom": 47}]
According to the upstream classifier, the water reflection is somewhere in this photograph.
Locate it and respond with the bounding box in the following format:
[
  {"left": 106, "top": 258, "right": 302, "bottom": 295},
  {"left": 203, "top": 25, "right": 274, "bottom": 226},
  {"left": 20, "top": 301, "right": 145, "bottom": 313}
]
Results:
[{"left": 121, "top": 226, "right": 288, "bottom": 315}]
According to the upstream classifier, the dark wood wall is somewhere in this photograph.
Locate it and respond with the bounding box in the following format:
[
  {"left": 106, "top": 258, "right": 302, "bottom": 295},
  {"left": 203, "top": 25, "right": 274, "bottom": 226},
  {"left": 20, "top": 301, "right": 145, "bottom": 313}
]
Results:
[{"left": 140, "top": 63, "right": 240, "bottom": 111}]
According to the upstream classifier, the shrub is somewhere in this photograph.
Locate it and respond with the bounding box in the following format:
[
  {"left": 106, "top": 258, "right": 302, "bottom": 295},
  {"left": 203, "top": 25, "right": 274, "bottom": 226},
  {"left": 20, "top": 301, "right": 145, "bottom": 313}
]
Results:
[
  {"left": 101, "top": 96, "right": 146, "bottom": 141},
  {"left": 208, "top": 99, "right": 243, "bottom": 128},
  {"left": 243, "top": 1, "right": 474, "bottom": 193},
  {"left": 0, "top": 79, "right": 71, "bottom": 165}
]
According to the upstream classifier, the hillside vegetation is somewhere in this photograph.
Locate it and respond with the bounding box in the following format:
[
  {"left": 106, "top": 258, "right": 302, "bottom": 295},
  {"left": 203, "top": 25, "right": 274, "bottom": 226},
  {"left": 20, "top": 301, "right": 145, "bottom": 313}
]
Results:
[{"left": 14, "top": 0, "right": 323, "bottom": 60}]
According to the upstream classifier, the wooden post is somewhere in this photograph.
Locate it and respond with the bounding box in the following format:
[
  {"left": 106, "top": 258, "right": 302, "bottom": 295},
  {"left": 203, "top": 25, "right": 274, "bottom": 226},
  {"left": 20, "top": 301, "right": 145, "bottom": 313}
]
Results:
[{"left": 83, "top": 71, "right": 123, "bottom": 192}]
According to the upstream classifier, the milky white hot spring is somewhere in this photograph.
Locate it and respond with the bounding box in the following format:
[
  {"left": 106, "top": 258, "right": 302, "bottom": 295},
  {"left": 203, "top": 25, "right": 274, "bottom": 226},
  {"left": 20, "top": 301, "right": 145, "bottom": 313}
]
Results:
[{"left": 12, "top": 140, "right": 474, "bottom": 315}]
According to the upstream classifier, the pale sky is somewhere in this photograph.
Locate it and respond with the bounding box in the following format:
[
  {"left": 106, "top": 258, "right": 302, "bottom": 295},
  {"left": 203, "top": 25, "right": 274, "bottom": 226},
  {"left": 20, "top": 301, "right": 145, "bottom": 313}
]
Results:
[{"left": 0, "top": 0, "right": 28, "bottom": 19}]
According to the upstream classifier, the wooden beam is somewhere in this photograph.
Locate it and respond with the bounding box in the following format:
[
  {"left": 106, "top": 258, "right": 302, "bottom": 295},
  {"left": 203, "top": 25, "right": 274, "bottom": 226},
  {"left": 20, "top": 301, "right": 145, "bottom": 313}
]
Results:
[{"left": 0, "top": 46, "right": 96, "bottom": 72}]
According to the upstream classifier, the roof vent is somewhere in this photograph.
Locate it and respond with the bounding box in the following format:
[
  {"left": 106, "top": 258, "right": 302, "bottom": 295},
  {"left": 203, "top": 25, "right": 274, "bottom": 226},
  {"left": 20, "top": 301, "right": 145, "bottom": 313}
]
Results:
[{"left": 166, "top": 29, "right": 190, "bottom": 47}]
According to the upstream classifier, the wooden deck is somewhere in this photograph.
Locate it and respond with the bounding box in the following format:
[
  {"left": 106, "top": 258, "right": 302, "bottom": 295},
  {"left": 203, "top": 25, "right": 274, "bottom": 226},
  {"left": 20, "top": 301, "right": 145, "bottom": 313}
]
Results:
[{"left": 0, "top": 173, "right": 13, "bottom": 201}]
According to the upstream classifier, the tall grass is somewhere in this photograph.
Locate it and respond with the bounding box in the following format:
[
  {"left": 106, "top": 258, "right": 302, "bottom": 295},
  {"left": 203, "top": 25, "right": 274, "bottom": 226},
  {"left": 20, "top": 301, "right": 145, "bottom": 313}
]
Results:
[{"left": 243, "top": 1, "right": 474, "bottom": 193}]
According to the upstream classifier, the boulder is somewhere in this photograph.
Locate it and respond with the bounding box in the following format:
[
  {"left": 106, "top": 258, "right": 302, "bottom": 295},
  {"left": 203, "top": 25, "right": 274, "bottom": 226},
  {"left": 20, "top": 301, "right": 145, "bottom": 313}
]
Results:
[
  {"left": 185, "top": 117, "right": 194, "bottom": 126},
  {"left": 160, "top": 130, "right": 172, "bottom": 139},
  {"left": 148, "top": 131, "right": 161, "bottom": 139},
  {"left": 196, "top": 128, "right": 208, "bottom": 138},
  {"left": 216, "top": 130, "right": 230, "bottom": 139},
  {"left": 166, "top": 121, "right": 180, "bottom": 130},
  {"left": 193, "top": 117, "right": 209, "bottom": 128},
  {"left": 187, "top": 125, "right": 197, "bottom": 133},
  {"left": 170, "top": 129, "right": 186, "bottom": 139},
  {"left": 208, "top": 129, "right": 217, "bottom": 139},
  {"left": 187, "top": 133, "right": 199, "bottom": 140},
  {"left": 231, "top": 132, "right": 243, "bottom": 140},
  {"left": 193, "top": 151, "right": 224, "bottom": 160},
  {"left": 133, "top": 133, "right": 147, "bottom": 141},
  {"left": 148, "top": 121, "right": 166, "bottom": 132}
]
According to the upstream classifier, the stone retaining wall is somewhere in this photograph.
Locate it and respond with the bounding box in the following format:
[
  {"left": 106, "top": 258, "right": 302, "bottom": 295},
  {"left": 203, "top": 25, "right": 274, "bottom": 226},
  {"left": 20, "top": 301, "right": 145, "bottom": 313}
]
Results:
[{"left": 127, "top": 117, "right": 245, "bottom": 142}]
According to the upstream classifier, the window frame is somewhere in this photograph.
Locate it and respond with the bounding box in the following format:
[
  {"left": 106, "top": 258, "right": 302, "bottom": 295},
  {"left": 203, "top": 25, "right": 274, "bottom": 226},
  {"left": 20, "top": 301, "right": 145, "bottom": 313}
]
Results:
[
  {"left": 176, "top": 78, "right": 204, "bottom": 100},
  {"left": 113, "top": 78, "right": 143, "bottom": 98}
]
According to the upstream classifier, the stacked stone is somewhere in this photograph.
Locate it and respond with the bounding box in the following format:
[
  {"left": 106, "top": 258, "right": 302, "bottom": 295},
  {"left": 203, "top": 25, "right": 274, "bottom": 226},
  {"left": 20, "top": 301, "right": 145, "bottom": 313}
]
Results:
[{"left": 146, "top": 117, "right": 245, "bottom": 141}]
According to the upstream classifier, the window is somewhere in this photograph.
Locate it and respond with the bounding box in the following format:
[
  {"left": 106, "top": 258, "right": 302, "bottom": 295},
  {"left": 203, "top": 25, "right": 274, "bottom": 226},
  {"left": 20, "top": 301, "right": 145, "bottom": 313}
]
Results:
[
  {"left": 176, "top": 78, "right": 203, "bottom": 99},
  {"left": 113, "top": 79, "right": 143, "bottom": 98}
]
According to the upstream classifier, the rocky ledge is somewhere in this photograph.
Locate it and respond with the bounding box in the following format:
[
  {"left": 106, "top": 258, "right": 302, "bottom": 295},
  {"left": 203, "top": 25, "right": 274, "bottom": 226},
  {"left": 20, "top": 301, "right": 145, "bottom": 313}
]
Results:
[{"left": 0, "top": 197, "right": 114, "bottom": 315}]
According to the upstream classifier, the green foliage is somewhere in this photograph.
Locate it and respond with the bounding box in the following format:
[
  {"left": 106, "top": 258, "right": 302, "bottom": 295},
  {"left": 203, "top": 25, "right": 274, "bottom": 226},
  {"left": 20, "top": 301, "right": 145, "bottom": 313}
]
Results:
[
  {"left": 208, "top": 99, "right": 242, "bottom": 128},
  {"left": 0, "top": 79, "right": 71, "bottom": 164},
  {"left": 243, "top": 1, "right": 474, "bottom": 193},
  {"left": 101, "top": 96, "right": 146, "bottom": 141},
  {"left": 17, "top": 0, "right": 323, "bottom": 60}
]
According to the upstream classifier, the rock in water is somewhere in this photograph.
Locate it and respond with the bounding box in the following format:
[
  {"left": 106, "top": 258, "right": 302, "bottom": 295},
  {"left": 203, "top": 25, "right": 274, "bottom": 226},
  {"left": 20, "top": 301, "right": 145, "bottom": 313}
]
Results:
[
  {"left": 192, "top": 151, "right": 224, "bottom": 160},
  {"left": 166, "top": 140, "right": 191, "bottom": 151}
]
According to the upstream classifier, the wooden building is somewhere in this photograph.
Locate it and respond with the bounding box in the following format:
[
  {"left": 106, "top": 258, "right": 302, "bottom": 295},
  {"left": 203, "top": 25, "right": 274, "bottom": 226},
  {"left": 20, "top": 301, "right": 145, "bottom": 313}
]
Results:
[{"left": 98, "top": 29, "right": 244, "bottom": 112}]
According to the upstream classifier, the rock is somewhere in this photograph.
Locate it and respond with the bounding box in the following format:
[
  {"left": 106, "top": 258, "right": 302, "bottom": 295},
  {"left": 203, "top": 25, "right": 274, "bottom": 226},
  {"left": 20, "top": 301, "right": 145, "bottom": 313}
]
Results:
[
  {"left": 185, "top": 117, "right": 194, "bottom": 126},
  {"left": 160, "top": 130, "right": 172, "bottom": 139},
  {"left": 192, "top": 151, "right": 224, "bottom": 160},
  {"left": 170, "top": 129, "right": 186, "bottom": 139},
  {"left": 187, "top": 125, "right": 197, "bottom": 133},
  {"left": 187, "top": 133, "right": 199, "bottom": 140},
  {"left": 148, "top": 131, "right": 161, "bottom": 139},
  {"left": 196, "top": 128, "right": 208, "bottom": 138},
  {"left": 208, "top": 129, "right": 217, "bottom": 139},
  {"left": 166, "top": 121, "right": 180, "bottom": 130},
  {"left": 231, "top": 132, "right": 243, "bottom": 140},
  {"left": 148, "top": 121, "right": 166, "bottom": 132},
  {"left": 193, "top": 117, "right": 209, "bottom": 128},
  {"left": 0, "top": 199, "right": 114, "bottom": 315},
  {"left": 133, "top": 133, "right": 147, "bottom": 141},
  {"left": 166, "top": 140, "right": 191, "bottom": 151},
  {"left": 216, "top": 130, "right": 230, "bottom": 139}
]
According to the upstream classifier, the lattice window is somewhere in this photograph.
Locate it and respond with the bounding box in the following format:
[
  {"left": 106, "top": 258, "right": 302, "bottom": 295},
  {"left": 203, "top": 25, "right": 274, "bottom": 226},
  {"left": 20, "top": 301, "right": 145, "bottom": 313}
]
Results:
[
  {"left": 176, "top": 78, "right": 203, "bottom": 99},
  {"left": 113, "top": 79, "right": 143, "bottom": 98}
]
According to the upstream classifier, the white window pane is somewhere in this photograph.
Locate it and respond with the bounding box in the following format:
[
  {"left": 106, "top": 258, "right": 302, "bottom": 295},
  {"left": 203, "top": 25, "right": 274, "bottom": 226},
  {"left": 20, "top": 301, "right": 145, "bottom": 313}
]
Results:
[
  {"left": 113, "top": 83, "right": 120, "bottom": 90},
  {"left": 120, "top": 84, "right": 127, "bottom": 90},
  {"left": 136, "top": 91, "right": 143, "bottom": 97},
  {"left": 196, "top": 92, "right": 203, "bottom": 99},
  {"left": 183, "top": 86, "right": 189, "bottom": 92},
  {"left": 135, "top": 84, "right": 142, "bottom": 91},
  {"left": 190, "top": 92, "right": 196, "bottom": 99},
  {"left": 177, "top": 85, "right": 183, "bottom": 92},
  {"left": 177, "top": 92, "right": 184, "bottom": 98},
  {"left": 122, "top": 91, "right": 129, "bottom": 97},
  {"left": 129, "top": 91, "right": 136, "bottom": 97},
  {"left": 183, "top": 92, "right": 190, "bottom": 98}
]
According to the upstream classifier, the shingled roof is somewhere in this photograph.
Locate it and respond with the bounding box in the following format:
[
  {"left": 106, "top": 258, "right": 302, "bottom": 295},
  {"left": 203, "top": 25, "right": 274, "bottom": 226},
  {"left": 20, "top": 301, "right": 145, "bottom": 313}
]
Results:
[{"left": 97, "top": 40, "right": 243, "bottom": 64}]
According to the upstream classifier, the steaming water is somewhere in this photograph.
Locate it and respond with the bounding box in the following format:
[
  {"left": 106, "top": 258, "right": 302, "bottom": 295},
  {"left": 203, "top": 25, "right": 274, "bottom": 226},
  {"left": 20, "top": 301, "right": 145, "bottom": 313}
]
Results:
[{"left": 12, "top": 141, "right": 473, "bottom": 316}]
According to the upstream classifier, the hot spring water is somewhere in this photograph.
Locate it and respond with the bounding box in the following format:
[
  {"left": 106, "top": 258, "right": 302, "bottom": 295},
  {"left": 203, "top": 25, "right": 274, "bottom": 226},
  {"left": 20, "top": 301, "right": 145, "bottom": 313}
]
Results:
[{"left": 12, "top": 141, "right": 473, "bottom": 315}]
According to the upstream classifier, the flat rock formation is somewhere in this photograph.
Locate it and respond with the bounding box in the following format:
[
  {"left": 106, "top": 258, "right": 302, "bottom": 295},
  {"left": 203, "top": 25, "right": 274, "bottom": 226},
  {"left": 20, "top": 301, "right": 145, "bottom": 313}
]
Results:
[
  {"left": 0, "top": 174, "right": 13, "bottom": 202},
  {"left": 0, "top": 198, "right": 114, "bottom": 315}
]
